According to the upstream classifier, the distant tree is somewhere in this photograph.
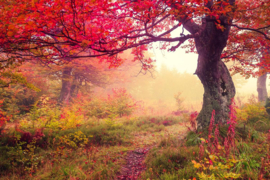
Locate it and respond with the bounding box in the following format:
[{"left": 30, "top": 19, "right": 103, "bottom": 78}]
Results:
[
  {"left": 257, "top": 67, "right": 268, "bottom": 102},
  {"left": 57, "top": 60, "right": 109, "bottom": 104}
]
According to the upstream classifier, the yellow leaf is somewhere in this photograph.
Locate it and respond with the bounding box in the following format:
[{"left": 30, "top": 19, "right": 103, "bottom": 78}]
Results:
[
  {"left": 200, "top": 138, "right": 206, "bottom": 142},
  {"left": 192, "top": 160, "right": 201, "bottom": 169},
  {"left": 230, "top": 158, "right": 238, "bottom": 163},
  {"left": 209, "top": 155, "right": 216, "bottom": 161}
]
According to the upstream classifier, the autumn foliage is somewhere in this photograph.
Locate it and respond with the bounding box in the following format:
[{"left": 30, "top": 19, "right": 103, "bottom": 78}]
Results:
[{"left": 0, "top": 0, "right": 270, "bottom": 179}]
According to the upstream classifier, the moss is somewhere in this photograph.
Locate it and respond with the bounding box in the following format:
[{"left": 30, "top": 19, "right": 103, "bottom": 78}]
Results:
[
  {"left": 197, "top": 103, "right": 213, "bottom": 129},
  {"left": 212, "top": 99, "right": 221, "bottom": 111}
]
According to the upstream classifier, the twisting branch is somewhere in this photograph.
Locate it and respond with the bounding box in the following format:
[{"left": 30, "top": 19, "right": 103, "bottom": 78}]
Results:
[
  {"left": 168, "top": 34, "right": 193, "bottom": 51},
  {"left": 230, "top": 24, "right": 270, "bottom": 40}
]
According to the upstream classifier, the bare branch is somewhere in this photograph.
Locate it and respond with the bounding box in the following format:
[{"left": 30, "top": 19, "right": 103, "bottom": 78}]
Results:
[{"left": 230, "top": 24, "right": 270, "bottom": 40}]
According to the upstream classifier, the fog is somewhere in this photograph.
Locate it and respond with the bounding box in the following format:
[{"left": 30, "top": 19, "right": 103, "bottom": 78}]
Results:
[{"left": 92, "top": 46, "right": 262, "bottom": 115}]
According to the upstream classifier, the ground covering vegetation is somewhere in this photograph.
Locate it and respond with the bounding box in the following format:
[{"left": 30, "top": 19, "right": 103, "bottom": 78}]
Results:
[
  {"left": 0, "top": 0, "right": 269, "bottom": 128},
  {"left": 0, "top": 89, "right": 270, "bottom": 179}
]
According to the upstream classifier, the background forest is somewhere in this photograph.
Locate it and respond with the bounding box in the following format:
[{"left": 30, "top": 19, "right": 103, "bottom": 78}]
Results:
[
  {"left": 1, "top": 51, "right": 269, "bottom": 180},
  {"left": 0, "top": 52, "right": 249, "bottom": 121},
  {"left": 0, "top": 0, "right": 270, "bottom": 179}
]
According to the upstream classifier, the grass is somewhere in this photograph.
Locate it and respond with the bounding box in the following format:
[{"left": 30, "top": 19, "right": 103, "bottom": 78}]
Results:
[
  {"left": 1, "top": 104, "right": 270, "bottom": 180},
  {"left": 140, "top": 136, "right": 199, "bottom": 180},
  {"left": 0, "top": 115, "right": 187, "bottom": 179}
]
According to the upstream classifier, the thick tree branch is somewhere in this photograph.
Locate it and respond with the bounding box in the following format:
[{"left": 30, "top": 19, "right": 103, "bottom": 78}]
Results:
[{"left": 177, "top": 18, "right": 201, "bottom": 35}]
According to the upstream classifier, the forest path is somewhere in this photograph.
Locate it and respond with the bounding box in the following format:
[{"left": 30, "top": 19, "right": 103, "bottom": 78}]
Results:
[
  {"left": 116, "top": 123, "right": 188, "bottom": 180},
  {"left": 116, "top": 146, "right": 152, "bottom": 180}
]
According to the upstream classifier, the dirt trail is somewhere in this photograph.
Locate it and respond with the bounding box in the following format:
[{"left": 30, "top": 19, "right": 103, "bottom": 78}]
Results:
[
  {"left": 117, "top": 146, "right": 152, "bottom": 180},
  {"left": 116, "top": 123, "right": 188, "bottom": 180}
]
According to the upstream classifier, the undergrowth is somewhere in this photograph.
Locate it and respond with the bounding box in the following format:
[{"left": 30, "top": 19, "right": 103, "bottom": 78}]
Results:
[
  {"left": 0, "top": 113, "right": 184, "bottom": 179},
  {"left": 1, "top": 95, "right": 270, "bottom": 180}
]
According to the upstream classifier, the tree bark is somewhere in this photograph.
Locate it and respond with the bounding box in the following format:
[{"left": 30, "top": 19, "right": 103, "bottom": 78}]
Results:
[
  {"left": 257, "top": 70, "right": 267, "bottom": 102},
  {"left": 194, "top": 18, "right": 236, "bottom": 129},
  {"left": 196, "top": 60, "right": 235, "bottom": 129},
  {"left": 70, "top": 74, "right": 79, "bottom": 98},
  {"left": 59, "top": 67, "right": 73, "bottom": 104}
]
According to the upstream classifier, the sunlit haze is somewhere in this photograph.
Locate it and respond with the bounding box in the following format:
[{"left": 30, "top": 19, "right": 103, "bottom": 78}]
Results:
[{"left": 151, "top": 40, "right": 259, "bottom": 96}]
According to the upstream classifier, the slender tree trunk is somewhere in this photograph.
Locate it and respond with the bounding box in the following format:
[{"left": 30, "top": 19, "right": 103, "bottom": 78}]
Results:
[
  {"left": 194, "top": 18, "right": 236, "bottom": 129},
  {"left": 70, "top": 74, "right": 79, "bottom": 98},
  {"left": 257, "top": 68, "right": 268, "bottom": 102},
  {"left": 59, "top": 67, "right": 73, "bottom": 104}
]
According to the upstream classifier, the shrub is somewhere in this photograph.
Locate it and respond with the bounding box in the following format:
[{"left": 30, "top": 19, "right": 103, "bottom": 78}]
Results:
[
  {"left": 84, "top": 98, "right": 108, "bottom": 118},
  {"left": 20, "top": 97, "right": 84, "bottom": 130},
  {"left": 0, "top": 100, "right": 10, "bottom": 135},
  {"left": 108, "top": 88, "right": 137, "bottom": 117},
  {"left": 56, "top": 131, "right": 89, "bottom": 149},
  {"left": 4, "top": 134, "right": 44, "bottom": 175},
  {"left": 58, "top": 106, "right": 84, "bottom": 130},
  {"left": 236, "top": 102, "right": 268, "bottom": 125},
  {"left": 82, "top": 88, "right": 137, "bottom": 118},
  {"left": 4, "top": 127, "right": 46, "bottom": 149},
  {"left": 192, "top": 155, "right": 241, "bottom": 179},
  {"left": 186, "top": 131, "right": 202, "bottom": 146},
  {"left": 19, "top": 96, "right": 61, "bottom": 129}
]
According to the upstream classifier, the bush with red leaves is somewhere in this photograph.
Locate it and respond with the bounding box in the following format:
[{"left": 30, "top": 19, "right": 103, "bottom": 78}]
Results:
[
  {"left": 161, "top": 120, "right": 173, "bottom": 126},
  {"left": 187, "top": 111, "right": 198, "bottom": 132},
  {"left": 0, "top": 105, "right": 10, "bottom": 135},
  {"left": 8, "top": 127, "right": 46, "bottom": 148}
]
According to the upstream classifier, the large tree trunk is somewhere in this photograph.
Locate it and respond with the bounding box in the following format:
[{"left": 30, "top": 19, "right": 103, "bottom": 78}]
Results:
[
  {"left": 194, "top": 18, "right": 236, "bottom": 129},
  {"left": 196, "top": 59, "right": 235, "bottom": 129},
  {"left": 257, "top": 69, "right": 268, "bottom": 102},
  {"left": 59, "top": 67, "right": 73, "bottom": 104}
]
